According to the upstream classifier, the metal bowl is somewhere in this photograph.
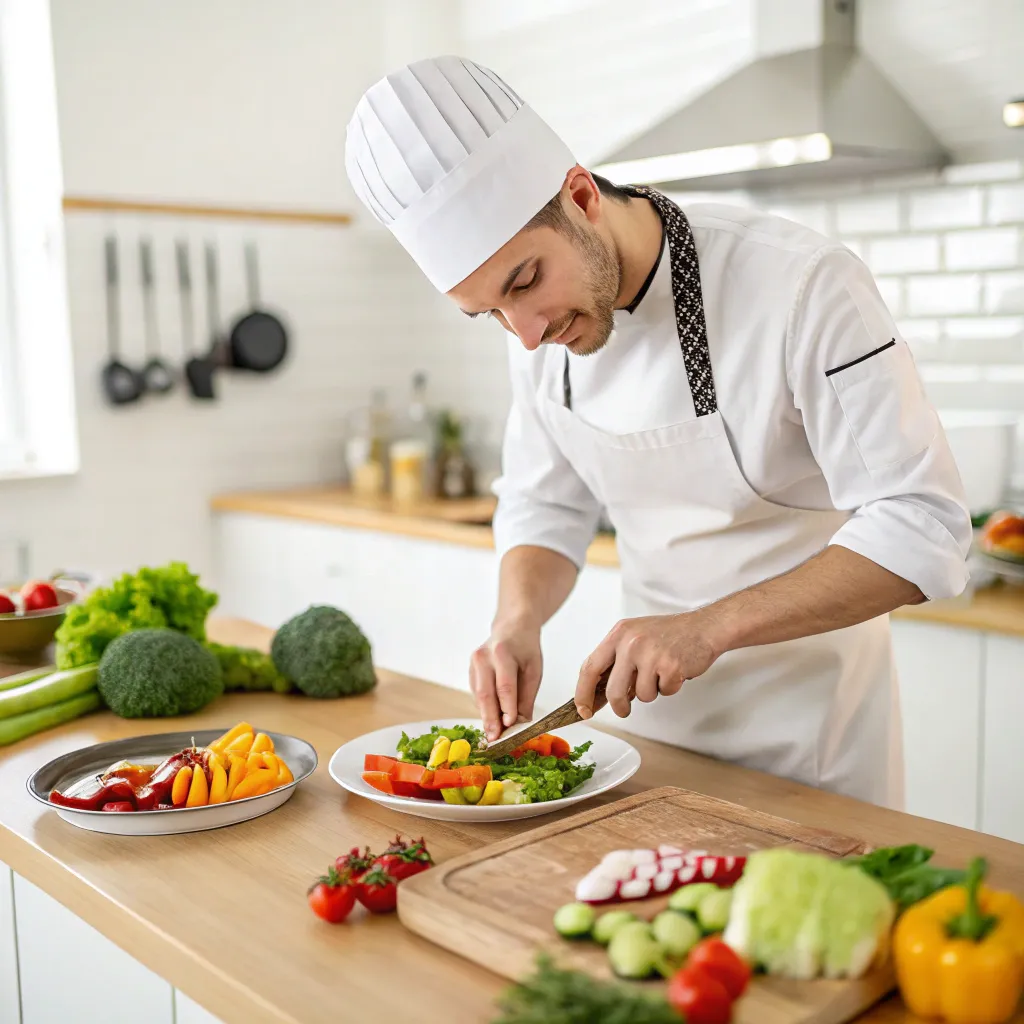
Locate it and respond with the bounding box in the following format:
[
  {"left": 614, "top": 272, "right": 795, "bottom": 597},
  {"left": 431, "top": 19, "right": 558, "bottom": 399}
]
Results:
[{"left": 0, "top": 581, "right": 81, "bottom": 662}]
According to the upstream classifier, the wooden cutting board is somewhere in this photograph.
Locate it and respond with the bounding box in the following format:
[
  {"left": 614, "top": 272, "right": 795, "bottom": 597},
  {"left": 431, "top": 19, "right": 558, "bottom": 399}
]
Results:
[{"left": 398, "top": 786, "right": 897, "bottom": 1024}]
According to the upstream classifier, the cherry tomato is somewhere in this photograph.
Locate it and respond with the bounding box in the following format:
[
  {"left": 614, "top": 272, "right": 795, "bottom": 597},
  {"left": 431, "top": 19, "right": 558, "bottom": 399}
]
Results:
[
  {"left": 335, "top": 845, "right": 375, "bottom": 878},
  {"left": 21, "top": 581, "right": 59, "bottom": 612},
  {"left": 687, "top": 938, "right": 751, "bottom": 999},
  {"left": 667, "top": 965, "right": 734, "bottom": 1024},
  {"left": 0, "top": 592, "right": 15, "bottom": 614},
  {"left": 356, "top": 866, "right": 398, "bottom": 913},
  {"left": 372, "top": 835, "right": 433, "bottom": 882},
  {"left": 308, "top": 867, "right": 357, "bottom": 923}
]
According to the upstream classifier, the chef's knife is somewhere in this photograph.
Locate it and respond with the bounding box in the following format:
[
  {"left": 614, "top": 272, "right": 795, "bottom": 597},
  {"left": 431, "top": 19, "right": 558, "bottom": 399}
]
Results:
[{"left": 480, "top": 667, "right": 611, "bottom": 760}]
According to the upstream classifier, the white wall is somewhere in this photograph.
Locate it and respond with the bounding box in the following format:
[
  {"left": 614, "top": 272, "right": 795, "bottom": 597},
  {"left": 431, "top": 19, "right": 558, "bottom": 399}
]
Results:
[{"left": 0, "top": 0, "right": 499, "bottom": 584}]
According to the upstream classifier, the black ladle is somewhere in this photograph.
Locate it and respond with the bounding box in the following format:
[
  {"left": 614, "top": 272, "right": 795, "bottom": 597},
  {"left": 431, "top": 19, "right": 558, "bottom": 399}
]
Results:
[
  {"left": 176, "top": 240, "right": 216, "bottom": 400},
  {"left": 139, "top": 237, "right": 174, "bottom": 394},
  {"left": 100, "top": 236, "right": 144, "bottom": 406}
]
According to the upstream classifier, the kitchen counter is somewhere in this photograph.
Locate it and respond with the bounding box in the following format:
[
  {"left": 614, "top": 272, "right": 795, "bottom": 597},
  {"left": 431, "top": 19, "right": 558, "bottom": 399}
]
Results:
[
  {"left": 2, "top": 617, "right": 1023, "bottom": 1023},
  {"left": 212, "top": 485, "right": 1024, "bottom": 636}
]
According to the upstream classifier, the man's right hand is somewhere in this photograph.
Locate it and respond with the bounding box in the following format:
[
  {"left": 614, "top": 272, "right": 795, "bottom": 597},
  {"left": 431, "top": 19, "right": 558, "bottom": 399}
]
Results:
[{"left": 470, "top": 620, "right": 543, "bottom": 742}]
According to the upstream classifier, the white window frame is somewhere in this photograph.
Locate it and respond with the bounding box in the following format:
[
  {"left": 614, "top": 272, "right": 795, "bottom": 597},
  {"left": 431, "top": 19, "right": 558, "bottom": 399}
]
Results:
[{"left": 0, "top": 0, "right": 78, "bottom": 480}]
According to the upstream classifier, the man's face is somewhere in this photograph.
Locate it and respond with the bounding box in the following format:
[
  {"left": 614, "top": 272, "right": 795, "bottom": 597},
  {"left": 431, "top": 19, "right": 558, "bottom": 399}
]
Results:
[{"left": 448, "top": 199, "right": 621, "bottom": 357}]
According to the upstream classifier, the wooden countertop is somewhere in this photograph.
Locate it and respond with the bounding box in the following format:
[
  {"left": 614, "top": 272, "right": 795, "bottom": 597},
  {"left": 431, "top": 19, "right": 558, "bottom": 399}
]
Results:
[
  {"left": 2, "top": 618, "right": 1022, "bottom": 1023},
  {"left": 213, "top": 486, "right": 1024, "bottom": 637}
]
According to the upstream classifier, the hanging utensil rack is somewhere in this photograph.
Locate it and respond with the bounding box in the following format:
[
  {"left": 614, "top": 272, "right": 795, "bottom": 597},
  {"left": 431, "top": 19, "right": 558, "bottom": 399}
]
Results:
[{"left": 62, "top": 195, "right": 352, "bottom": 227}]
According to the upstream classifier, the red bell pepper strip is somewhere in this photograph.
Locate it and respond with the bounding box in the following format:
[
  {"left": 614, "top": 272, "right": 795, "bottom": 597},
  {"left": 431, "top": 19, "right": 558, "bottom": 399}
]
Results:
[
  {"left": 423, "top": 765, "right": 492, "bottom": 790},
  {"left": 549, "top": 736, "right": 571, "bottom": 759},
  {"left": 390, "top": 780, "right": 442, "bottom": 800},
  {"left": 100, "top": 801, "right": 135, "bottom": 812},
  {"left": 390, "top": 761, "right": 434, "bottom": 786},
  {"left": 363, "top": 754, "right": 399, "bottom": 773},
  {"left": 361, "top": 771, "right": 395, "bottom": 794}
]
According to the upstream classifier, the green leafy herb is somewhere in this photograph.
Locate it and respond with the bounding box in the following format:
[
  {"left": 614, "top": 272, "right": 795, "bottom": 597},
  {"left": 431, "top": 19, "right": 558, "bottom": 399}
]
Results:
[
  {"left": 54, "top": 563, "right": 217, "bottom": 670},
  {"left": 844, "top": 844, "right": 965, "bottom": 913},
  {"left": 396, "top": 724, "right": 485, "bottom": 764},
  {"left": 491, "top": 955, "right": 681, "bottom": 1024},
  {"left": 484, "top": 741, "right": 595, "bottom": 802}
]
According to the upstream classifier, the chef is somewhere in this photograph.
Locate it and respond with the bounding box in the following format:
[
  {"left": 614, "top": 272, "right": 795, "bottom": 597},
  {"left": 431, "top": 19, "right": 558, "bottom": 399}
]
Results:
[{"left": 345, "top": 55, "right": 972, "bottom": 808}]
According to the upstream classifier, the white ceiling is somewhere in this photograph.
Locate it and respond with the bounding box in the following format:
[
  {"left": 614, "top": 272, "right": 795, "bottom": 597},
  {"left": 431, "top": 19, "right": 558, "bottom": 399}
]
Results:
[{"left": 462, "top": 0, "right": 1024, "bottom": 162}]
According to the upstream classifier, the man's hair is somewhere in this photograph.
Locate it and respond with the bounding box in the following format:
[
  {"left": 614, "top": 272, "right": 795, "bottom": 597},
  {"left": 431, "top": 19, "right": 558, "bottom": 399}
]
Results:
[{"left": 526, "top": 173, "right": 632, "bottom": 232}]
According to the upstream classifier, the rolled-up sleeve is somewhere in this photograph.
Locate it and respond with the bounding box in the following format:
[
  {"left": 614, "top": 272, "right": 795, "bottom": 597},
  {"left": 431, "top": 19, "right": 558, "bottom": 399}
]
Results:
[
  {"left": 788, "top": 246, "right": 972, "bottom": 600},
  {"left": 491, "top": 339, "right": 602, "bottom": 568}
]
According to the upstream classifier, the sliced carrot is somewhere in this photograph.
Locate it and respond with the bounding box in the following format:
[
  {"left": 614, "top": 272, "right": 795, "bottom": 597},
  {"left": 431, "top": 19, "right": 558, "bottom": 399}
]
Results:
[
  {"left": 549, "top": 736, "right": 571, "bottom": 759},
  {"left": 361, "top": 771, "right": 394, "bottom": 795}
]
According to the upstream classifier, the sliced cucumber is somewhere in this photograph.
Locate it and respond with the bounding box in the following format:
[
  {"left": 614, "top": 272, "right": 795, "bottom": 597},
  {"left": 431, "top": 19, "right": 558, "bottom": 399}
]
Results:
[
  {"left": 652, "top": 910, "right": 701, "bottom": 958},
  {"left": 0, "top": 665, "right": 99, "bottom": 720},
  {"left": 0, "top": 691, "right": 102, "bottom": 747},
  {"left": 592, "top": 909, "right": 640, "bottom": 945},
  {"left": 667, "top": 882, "right": 719, "bottom": 914},
  {"left": 696, "top": 887, "right": 733, "bottom": 933},
  {"left": 553, "top": 902, "right": 596, "bottom": 939}
]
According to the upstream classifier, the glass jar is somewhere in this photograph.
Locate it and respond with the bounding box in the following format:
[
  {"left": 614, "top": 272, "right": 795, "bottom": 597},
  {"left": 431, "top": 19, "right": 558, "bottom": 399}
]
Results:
[{"left": 390, "top": 439, "right": 428, "bottom": 505}]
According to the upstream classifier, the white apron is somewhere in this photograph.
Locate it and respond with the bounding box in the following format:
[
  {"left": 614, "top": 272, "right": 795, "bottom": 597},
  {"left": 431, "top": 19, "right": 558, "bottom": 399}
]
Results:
[{"left": 542, "top": 187, "right": 903, "bottom": 809}]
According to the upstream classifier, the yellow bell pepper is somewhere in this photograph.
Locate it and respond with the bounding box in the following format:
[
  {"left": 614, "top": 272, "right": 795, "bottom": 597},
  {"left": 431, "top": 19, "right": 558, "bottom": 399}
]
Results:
[
  {"left": 894, "top": 857, "right": 1024, "bottom": 1024},
  {"left": 186, "top": 764, "right": 210, "bottom": 807},
  {"left": 250, "top": 731, "right": 274, "bottom": 755},
  {"left": 246, "top": 750, "right": 266, "bottom": 774},
  {"left": 208, "top": 721, "right": 253, "bottom": 754},
  {"left": 171, "top": 766, "right": 192, "bottom": 807},
  {"left": 427, "top": 736, "right": 451, "bottom": 769},
  {"left": 477, "top": 780, "right": 504, "bottom": 806},
  {"left": 447, "top": 738, "right": 471, "bottom": 764},
  {"left": 230, "top": 767, "right": 277, "bottom": 801},
  {"left": 276, "top": 757, "right": 293, "bottom": 786},
  {"left": 225, "top": 754, "right": 247, "bottom": 800},
  {"left": 224, "top": 731, "right": 254, "bottom": 757},
  {"left": 208, "top": 762, "right": 228, "bottom": 804}
]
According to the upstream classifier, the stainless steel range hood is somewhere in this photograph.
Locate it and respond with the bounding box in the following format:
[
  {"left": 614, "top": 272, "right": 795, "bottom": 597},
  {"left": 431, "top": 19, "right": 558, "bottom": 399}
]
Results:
[{"left": 593, "top": 0, "right": 948, "bottom": 191}]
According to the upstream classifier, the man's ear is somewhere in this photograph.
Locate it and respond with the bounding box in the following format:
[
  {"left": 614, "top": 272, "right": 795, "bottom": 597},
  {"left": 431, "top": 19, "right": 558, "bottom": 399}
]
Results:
[{"left": 565, "top": 166, "right": 602, "bottom": 226}]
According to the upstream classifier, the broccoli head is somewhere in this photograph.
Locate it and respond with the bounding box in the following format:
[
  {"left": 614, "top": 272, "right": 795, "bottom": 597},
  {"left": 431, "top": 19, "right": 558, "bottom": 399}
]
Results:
[
  {"left": 205, "top": 642, "right": 293, "bottom": 694},
  {"left": 270, "top": 605, "right": 376, "bottom": 698},
  {"left": 98, "top": 628, "right": 224, "bottom": 718}
]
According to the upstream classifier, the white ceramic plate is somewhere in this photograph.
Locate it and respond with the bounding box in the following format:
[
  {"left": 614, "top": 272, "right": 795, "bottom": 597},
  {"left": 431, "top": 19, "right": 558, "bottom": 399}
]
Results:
[
  {"left": 328, "top": 718, "right": 641, "bottom": 822},
  {"left": 27, "top": 728, "right": 318, "bottom": 836}
]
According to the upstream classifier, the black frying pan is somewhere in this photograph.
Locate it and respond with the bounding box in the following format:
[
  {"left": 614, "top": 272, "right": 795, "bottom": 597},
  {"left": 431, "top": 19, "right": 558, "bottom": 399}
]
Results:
[
  {"left": 100, "top": 236, "right": 144, "bottom": 406},
  {"left": 175, "top": 240, "right": 216, "bottom": 400},
  {"left": 226, "top": 241, "right": 288, "bottom": 372}
]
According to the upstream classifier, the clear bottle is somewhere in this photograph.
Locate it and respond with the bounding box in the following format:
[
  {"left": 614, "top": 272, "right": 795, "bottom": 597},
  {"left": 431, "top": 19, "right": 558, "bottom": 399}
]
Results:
[
  {"left": 390, "top": 372, "right": 435, "bottom": 502},
  {"left": 349, "top": 389, "right": 391, "bottom": 499}
]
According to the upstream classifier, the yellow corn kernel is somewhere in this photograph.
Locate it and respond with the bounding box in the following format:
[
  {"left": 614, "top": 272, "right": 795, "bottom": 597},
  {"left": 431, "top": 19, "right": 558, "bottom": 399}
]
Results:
[
  {"left": 209, "top": 721, "right": 253, "bottom": 754},
  {"left": 250, "top": 732, "right": 274, "bottom": 755},
  {"left": 477, "top": 780, "right": 504, "bottom": 806},
  {"left": 427, "top": 736, "right": 451, "bottom": 769},
  {"left": 209, "top": 762, "right": 228, "bottom": 804},
  {"left": 171, "top": 766, "right": 192, "bottom": 807},
  {"left": 230, "top": 767, "right": 276, "bottom": 801},
  {"left": 225, "top": 755, "right": 247, "bottom": 800},
  {"left": 186, "top": 765, "right": 209, "bottom": 807},
  {"left": 447, "top": 739, "right": 471, "bottom": 764}
]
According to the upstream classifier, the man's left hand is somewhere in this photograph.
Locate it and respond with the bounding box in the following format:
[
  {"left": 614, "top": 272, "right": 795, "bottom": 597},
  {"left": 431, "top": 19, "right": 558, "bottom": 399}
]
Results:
[{"left": 575, "top": 612, "right": 722, "bottom": 720}]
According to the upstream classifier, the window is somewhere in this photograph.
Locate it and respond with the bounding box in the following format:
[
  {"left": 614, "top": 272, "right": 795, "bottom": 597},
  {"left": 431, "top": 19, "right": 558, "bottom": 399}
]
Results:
[{"left": 0, "top": 0, "right": 77, "bottom": 479}]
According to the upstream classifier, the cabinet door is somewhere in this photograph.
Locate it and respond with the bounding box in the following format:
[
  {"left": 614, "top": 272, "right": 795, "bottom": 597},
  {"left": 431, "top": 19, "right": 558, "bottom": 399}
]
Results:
[
  {"left": 14, "top": 874, "right": 173, "bottom": 1024},
  {"left": 0, "top": 865, "right": 19, "bottom": 1024},
  {"left": 174, "top": 989, "right": 224, "bottom": 1024},
  {"left": 981, "top": 634, "right": 1024, "bottom": 843},
  {"left": 890, "top": 620, "right": 983, "bottom": 830}
]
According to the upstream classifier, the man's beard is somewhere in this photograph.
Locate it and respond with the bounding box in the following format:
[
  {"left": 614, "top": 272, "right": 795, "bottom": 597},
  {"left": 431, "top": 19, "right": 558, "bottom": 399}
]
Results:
[{"left": 553, "top": 221, "right": 621, "bottom": 357}]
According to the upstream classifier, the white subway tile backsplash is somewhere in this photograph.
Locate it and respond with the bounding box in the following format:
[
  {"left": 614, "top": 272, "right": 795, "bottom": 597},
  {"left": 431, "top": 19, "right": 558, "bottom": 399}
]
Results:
[
  {"left": 943, "top": 160, "right": 1023, "bottom": 185},
  {"left": 943, "top": 317, "right": 1024, "bottom": 340},
  {"left": 988, "top": 184, "right": 1024, "bottom": 225},
  {"left": 874, "top": 277, "right": 904, "bottom": 316},
  {"left": 909, "top": 188, "right": 984, "bottom": 230},
  {"left": 834, "top": 195, "right": 900, "bottom": 234},
  {"left": 984, "top": 273, "right": 1024, "bottom": 315},
  {"left": 906, "top": 275, "right": 982, "bottom": 316},
  {"left": 765, "top": 202, "right": 830, "bottom": 236},
  {"left": 944, "top": 228, "right": 1021, "bottom": 270},
  {"left": 867, "top": 236, "right": 940, "bottom": 274}
]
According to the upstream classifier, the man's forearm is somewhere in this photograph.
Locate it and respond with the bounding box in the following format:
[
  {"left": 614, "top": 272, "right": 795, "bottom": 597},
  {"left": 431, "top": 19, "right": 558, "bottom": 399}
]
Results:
[
  {"left": 706, "top": 544, "right": 925, "bottom": 656},
  {"left": 494, "top": 545, "right": 578, "bottom": 632}
]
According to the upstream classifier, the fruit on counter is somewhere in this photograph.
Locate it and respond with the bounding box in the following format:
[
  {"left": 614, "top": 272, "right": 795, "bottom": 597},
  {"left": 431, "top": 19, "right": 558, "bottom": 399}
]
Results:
[
  {"left": 666, "top": 964, "right": 733, "bottom": 1024},
  {"left": 492, "top": 955, "right": 683, "bottom": 1024},
  {"left": 844, "top": 843, "right": 967, "bottom": 913},
  {"left": 0, "top": 691, "right": 103, "bottom": 748},
  {"left": 575, "top": 846, "right": 745, "bottom": 904},
  {"left": 270, "top": 604, "right": 376, "bottom": 698},
  {"left": 553, "top": 902, "right": 597, "bottom": 939},
  {"left": 98, "top": 628, "right": 223, "bottom": 718},
  {"left": 893, "top": 856, "right": 1024, "bottom": 1024},
  {"left": 204, "top": 642, "right": 292, "bottom": 694},
  {"left": 21, "top": 580, "right": 59, "bottom": 611},
  {"left": 54, "top": 561, "right": 217, "bottom": 669},
  {"left": 355, "top": 866, "right": 399, "bottom": 913},
  {"left": 652, "top": 910, "right": 702, "bottom": 958},
  {"left": 980, "top": 509, "right": 1024, "bottom": 559},
  {"left": 722, "top": 848, "right": 895, "bottom": 980},
  {"left": 592, "top": 909, "right": 640, "bottom": 946},
  {"left": 371, "top": 835, "right": 434, "bottom": 882},
  {"left": 687, "top": 937, "right": 751, "bottom": 1000},
  {"left": 0, "top": 591, "right": 15, "bottom": 614},
  {"left": 308, "top": 867, "right": 358, "bottom": 924},
  {"left": 0, "top": 665, "right": 99, "bottom": 720},
  {"left": 335, "top": 845, "right": 376, "bottom": 878}
]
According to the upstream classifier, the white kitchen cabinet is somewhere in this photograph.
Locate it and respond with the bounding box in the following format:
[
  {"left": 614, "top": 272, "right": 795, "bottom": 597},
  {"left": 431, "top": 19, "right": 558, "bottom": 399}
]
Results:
[
  {"left": 0, "top": 865, "right": 20, "bottom": 1024},
  {"left": 13, "top": 873, "right": 173, "bottom": 1024},
  {"left": 889, "top": 620, "right": 983, "bottom": 830},
  {"left": 174, "top": 989, "right": 224, "bottom": 1024},
  {"left": 981, "top": 634, "right": 1024, "bottom": 844}
]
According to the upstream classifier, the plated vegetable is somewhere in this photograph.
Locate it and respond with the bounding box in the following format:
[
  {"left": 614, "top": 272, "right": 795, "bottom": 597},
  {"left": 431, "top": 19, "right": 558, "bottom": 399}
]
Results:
[{"left": 361, "top": 723, "right": 595, "bottom": 806}]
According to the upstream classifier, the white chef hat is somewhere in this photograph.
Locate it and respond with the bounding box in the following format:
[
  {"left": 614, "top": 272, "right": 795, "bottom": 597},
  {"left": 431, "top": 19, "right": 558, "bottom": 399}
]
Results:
[{"left": 345, "top": 55, "right": 576, "bottom": 293}]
